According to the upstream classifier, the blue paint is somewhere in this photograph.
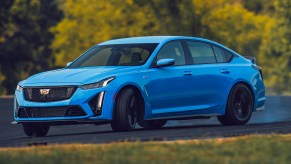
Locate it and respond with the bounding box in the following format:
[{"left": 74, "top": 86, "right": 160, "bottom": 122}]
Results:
[{"left": 14, "top": 36, "right": 265, "bottom": 123}]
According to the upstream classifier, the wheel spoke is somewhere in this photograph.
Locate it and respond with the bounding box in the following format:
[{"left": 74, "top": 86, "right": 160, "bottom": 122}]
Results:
[
  {"left": 232, "top": 87, "right": 252, "bottom": 121},
  {"left": 129, "top": 96, "right": 135, "bottom": 109},
  {"left": 128, "top": 95, "right": 137, "bottom": 127}
]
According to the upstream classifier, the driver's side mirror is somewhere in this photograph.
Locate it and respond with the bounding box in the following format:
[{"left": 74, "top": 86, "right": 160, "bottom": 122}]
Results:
[
  {"left": 66, "top": 62, "right": 72, "bottom": 67},
  {"left": 156, "top": 58, "right": 175, "bottom": 68}
]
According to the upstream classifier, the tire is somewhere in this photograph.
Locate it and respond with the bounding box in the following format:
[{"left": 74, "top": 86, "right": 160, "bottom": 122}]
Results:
[
  {"left": 22, "top": 123, "right": 50, "bottom": 137},
  {"left": 218, "top": 83, "right": 254, "bottom": 125},
  {"left": 111, "top": 88, "right": 138, "bottom": 132},
  {"left": 138, "top": 120, "right": 167, "bottom": 129}
]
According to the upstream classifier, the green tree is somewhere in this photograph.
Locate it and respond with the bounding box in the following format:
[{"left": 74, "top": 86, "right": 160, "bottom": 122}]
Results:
[
  {"left": 51, "top": 0, "right": 160, "bottom": 66},
  {"left": 242, "top": 0, "right": 275, "bottom": 15},
  {"left": 140, "top": 0, "right": 196, "bottom": 35},
  {"left": 258, "top": 0, "right": 291, "bottom": 94},
  {"left": 0, "top": 0, "right": 62, "bottom": 94},
  {"left": 191, "top": 0, "right": 231, "bottom": 36},
  {"left": 51, "top": 0, "right": 201, "bottom": 66},
  {"left": 201, "top": 3, "right": 269, "bottom": 57}
]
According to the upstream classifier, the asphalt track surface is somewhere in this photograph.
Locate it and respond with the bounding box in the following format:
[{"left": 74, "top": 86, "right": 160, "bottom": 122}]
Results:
[{"left": 0, "top": 96, "right": 291, "bottom": 147}]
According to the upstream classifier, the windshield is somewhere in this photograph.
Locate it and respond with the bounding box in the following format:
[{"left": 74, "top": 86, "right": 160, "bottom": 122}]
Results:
[{"left": 69, "top": 43, "right": 158, "bottom": 68}]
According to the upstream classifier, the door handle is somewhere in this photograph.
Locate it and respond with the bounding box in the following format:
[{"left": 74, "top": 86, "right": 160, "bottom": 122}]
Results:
[
  {"left": 220, "top": 69, "right": 230, "bottom": 74},
  {"left": 183, "top": 71, "right": 192, "bottom": 76}
]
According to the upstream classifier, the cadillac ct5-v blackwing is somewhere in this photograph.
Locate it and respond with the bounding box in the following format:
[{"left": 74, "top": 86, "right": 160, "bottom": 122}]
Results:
[{"left": 14, "top": 36, "right": 265, "bottom": 137}]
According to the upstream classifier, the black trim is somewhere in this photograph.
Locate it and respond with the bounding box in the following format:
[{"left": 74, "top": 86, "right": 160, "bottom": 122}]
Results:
[
  {"left": 210, "top": 44, "right": 218, "bottom": 63},
  {"left": 23, "top": 86, "right": 78, "bottom": 102},
  {"left": 88, "top": 92, "right": 104, "bottom": 116},
  {"left": 22, "top": 85, "right": 77, "bottom": 88},
  {"left": 15, "top": 120, "right": 110, "bottom": 126},
  {"left": 17, "top": 106, "right": 87, "bottom": 118},
  {"left": 259, "top": 69, "right": 264, "bottom": 80},
  {"left": 245, "top": 56, "right": 256, "bottom": 64},
  {"left": 181, "top": 41, "right": 193, "bottom": 64}
]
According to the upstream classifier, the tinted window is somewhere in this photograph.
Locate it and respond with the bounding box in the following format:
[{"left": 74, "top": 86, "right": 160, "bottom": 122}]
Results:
[
  {"left": 186, "top": 42, "right": 216, "bottom": 64},
  {"left": 212, "top": 46, "right": 226, "bottom": 63},
  {"left": 212, "top": 46, "right": 233, "bottom": 63},
  {"left": 223, "top": 50, "right": 233, "bottom": 62},
  {"left": 156, "top": 41, "right": 186, "bottom": 66},
  {"left": 69, "top": 44, "right": 158, "bottom": 68}
]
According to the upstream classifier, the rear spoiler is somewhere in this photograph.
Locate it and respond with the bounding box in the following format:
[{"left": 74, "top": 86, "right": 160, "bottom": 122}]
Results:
[
  {"left": 245, "top": 56, "right": 256, "bottom": 64},
  {"left": 245, "top": 56, "right": 263, "bottom": 79}
]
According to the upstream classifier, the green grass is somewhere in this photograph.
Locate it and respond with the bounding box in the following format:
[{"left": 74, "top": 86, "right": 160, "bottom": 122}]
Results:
[{"left": 0, "top": 135, "right": 291, "bottom": 164}]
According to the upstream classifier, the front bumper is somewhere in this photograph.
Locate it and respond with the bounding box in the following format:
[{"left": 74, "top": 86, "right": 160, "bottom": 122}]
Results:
[{"left": 14, "top": 84, "right": 116, "bottom": 123}]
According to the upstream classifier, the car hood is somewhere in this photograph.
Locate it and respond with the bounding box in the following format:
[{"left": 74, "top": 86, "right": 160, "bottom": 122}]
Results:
[{"left": 23, "top": 66, "right": 140, "bottom": 86}]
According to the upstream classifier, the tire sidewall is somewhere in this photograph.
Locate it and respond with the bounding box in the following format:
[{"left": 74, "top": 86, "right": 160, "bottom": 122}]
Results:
[
  {"left": 227, "top": 84, "right": 254, "bottom": 124},
  {"left": 23, "top": 123, "right": 49, "bottom": 137},
  {"left": 111, "top": 88, "right": 137, "bottom": 131}
]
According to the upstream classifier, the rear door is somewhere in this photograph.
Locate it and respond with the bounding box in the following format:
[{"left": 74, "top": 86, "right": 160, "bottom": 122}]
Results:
[{"left": 182, "top": 41, "right": 233, "bottom": 115}]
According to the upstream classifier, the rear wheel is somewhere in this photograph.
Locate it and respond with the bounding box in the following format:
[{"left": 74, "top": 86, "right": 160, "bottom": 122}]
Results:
[
  {"left": 218, "top": 83, "right": 253, "bottom": 125},
  {"left": 22, "top": 123, "right": 49, "bottom": 137},
  {"left": 111, "top": 88, "right": 138, "bottom": 132}
]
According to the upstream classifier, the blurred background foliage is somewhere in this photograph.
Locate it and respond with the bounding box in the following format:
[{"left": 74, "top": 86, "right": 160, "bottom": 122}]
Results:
[{"left": 0, "top": 0, "right": 290, "bottom": 95}]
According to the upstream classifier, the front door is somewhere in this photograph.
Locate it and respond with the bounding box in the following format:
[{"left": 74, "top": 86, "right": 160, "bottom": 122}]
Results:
[{"left": 145, "top": 41, "right": 196, "bottom": 117}]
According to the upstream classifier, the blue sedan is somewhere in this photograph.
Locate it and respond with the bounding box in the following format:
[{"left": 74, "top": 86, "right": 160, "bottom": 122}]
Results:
[{"left": 14, "top": 36, "right": 265, "bottom": 136}]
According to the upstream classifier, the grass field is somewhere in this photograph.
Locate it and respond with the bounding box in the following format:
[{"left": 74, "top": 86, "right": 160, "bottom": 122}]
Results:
[{"left": 0, "top": 134, "right": 291, "bottom": 164}]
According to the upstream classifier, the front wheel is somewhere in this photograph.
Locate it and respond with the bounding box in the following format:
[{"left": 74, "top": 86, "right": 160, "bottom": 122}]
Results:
[
  {"left": 218, "top": 83, "right": 254, "bottom": 125},
  {"left": 22, "top": 123, "right": 50, "bottom": 137},
  {"left": 111, "top": 88, "right": 138, "bottom": 132}
]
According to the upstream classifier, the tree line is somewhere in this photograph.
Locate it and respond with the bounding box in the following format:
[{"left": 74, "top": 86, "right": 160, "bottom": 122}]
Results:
[{"left": 0, "top": 0, "right": 290, "bottom": 95}]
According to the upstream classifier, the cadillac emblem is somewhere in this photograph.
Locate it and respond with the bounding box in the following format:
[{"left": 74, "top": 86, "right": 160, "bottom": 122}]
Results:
[{"left": 40, "top": 89, "right": 50, "bottom": 95}]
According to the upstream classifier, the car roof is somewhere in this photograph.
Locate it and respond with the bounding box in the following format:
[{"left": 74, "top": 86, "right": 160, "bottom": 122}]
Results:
[
  {"left": 98, "top": 36, "right": 213, "bottom": 45},
  {"left": 97, "top": 36, "right": 243, "bottom": 58}
]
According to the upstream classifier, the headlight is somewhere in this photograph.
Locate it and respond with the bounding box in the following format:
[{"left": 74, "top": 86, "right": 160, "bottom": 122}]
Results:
[
  {"left": 80, "top": 76, "right": 115, "bottom": 90},
  {"left": 16, "top": 84, "right": 23, "bottom": 92}
]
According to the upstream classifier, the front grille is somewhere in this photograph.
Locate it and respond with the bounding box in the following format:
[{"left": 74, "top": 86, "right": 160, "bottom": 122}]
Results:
[
  {"left": 24, "top": 86, "right": 77, "bottom": 102},
  {"left": 17, "top": 106, "right": 86, "bottom": 118}
]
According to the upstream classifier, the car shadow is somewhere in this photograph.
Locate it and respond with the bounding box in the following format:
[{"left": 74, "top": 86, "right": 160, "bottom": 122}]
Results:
[
  {"left": 41, "top": 124, "right": 223, "bottom": 138},
  {"left": 15, "top": 121, "right": 290, "bottom": 141}
]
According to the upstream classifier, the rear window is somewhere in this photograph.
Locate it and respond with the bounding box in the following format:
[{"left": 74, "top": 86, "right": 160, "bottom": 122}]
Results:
[
  {"left": 223, "top": 50, "right": 233, "bottom": 62},
  {"left": 212, "top": 45, "right": 234, "bottom": 63}
]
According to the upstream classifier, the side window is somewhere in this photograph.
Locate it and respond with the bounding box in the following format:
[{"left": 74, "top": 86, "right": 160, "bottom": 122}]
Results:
[
  {"left": 212, "top": 45, "right": 233, "bottom": 63},
  {"left": 212, "top": 46, "right": 226, "bottom": 63},
  {"left": 223, "top": 50, "right": 233, "bottom": 62},
  {"left": 186, "top": 41, "right": 216, "bottom": 64},
  {"left": 156, "top": 41, "right": 186, "bottom": 66}
]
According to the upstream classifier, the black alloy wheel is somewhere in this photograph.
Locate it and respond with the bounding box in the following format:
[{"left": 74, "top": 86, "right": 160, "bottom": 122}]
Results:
[
  {"left": 218, "top": 83, "right": 253, "bottom": 125},
  {"left": 111, "top": 88, "right": 138, "bottom": 131},
  {"left": 127, "top": 93, "right": 138, "bottom": 129}
]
